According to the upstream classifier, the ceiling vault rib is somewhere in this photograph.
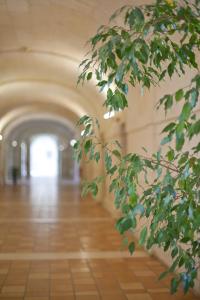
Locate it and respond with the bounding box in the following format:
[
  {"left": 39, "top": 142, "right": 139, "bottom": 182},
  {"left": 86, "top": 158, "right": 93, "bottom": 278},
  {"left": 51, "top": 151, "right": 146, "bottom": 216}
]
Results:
[{"left": 0, "top": 48, "right": 80, "bottom": 63}]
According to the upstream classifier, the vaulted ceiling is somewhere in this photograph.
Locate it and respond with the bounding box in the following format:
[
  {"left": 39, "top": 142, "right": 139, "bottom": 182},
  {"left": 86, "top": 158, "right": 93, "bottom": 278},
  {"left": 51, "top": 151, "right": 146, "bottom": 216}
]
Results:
[{"left": 0, "top": 0, "right": 150, "bottom": 134}]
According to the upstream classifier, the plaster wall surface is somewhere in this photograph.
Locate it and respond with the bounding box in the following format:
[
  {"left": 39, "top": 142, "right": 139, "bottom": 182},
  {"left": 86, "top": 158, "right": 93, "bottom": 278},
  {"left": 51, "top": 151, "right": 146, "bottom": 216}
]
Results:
[{"left": 101, "top": 69, "right": 200, "bottom": 295}]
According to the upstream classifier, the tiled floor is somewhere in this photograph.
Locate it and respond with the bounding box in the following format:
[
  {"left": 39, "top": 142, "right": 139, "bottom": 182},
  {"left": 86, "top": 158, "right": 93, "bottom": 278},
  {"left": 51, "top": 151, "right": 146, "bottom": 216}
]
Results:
[{"left": 0, "top": 179, "right": 198, "bottom": 300}]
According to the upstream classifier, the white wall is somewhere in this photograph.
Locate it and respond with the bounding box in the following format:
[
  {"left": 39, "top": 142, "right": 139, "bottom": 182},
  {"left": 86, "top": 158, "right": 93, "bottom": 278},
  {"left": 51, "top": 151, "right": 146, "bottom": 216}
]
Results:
[{"left": 96, "top": 68, "right": 200, "bottom": 295}]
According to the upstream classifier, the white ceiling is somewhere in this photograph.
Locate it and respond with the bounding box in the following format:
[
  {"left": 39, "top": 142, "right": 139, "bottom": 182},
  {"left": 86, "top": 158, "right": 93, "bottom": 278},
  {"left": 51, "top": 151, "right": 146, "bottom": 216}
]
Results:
[
  {"left": 0, "top": 0, "right": 142, "bottom": 58},
  {"left": 0, "top": 0, "right": 151, "bottom": 131}
]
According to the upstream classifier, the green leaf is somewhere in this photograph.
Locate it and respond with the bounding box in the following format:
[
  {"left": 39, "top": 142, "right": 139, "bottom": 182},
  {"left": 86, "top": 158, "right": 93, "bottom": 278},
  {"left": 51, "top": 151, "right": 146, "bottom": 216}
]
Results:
[
  {"left": 159, "top": 271, "right": 169, "bottom": 281},
  {"left": 168, "top": 62, "right": 175, "bottom": 78},
  {"left": 115, "top": 140, "right": 122, "bottom": 148},
  {"left": 139, "top": 226, "right": 147, "bottom": 246},
  {"left": 128, "top": 8, "right": 145, "bottom": 31},
  {"left": 181, "top": 237, "right": 191, "bottom": 243},
  {"left": 162, "top": 122, "right": 176, "bottom": 133},
  {"left": 84, "top": 139, "right": 92, "bottom": 154},
  {"left": 133, "top": 38, "right": 149, "bottom": 64},
  {"left": 105, "top": 151, "right": 112, "bottom": 172},
  {"left": 83, "top": 124, "right": 92, "bottom": 136},
  {"left": 122, "top": 83, "right": 129, "bottom": 94},
  {"left": 91, "top": 182, "right": 98, "bottom": 197},
  {"left": 171, "top": 278, "right": 178, "bottom": 294},
  {"left": 179, "top": 102, "right": 192, "bottom": 122},
  {"left": 176, "top": 121, "right": 184, "bottom": 136},
  {"left": 169, "top": 257, "right": 180, "bottom": 273},
  {"left": 167, "top": 149, "right": 175, "bottom": 161},
  {"left": 116, "top": 64, "right": 124, "bottom": 82},
  {"left": 171, "top": 247, "right": 178, "bottom": 258},
  {"left": 87, "top": 72, "right": 92, "bottom": 81},
  {"left": 129, "top": 193, "right": 137, "bottom": 207},
  {"left": 161, "top": 135, "right": 172, "bottom": 145},
  {"left": 191, "top": 89, "right": 199, "bottom": 108},
  {"left": 107, "top": 89, "right": 128, "bottom": 110},
  {"left": 175, "top": 89, "right": 184, "bottom": 101},
  {"left": 132, "top": 204, "right": 145, "bottom": 216},
  {"left": 163, "top": 194, "right": 171, "bottom": 206},
  {"left": 182, "top": 273, "right": 190, "bottom": 294},
  {"left": 165, "top": 95, "right": 173, "bottom": 111},
  {"left": 116, "top": 217, "right": 135, "bottom": 235},
  {"left": 94, "top": 152, "right": 100, "bottom": 163},
  {"left": 112, "top": 149, "right": 121, "bottom": 159},
  {"left": 72, "top": 141, "right": 79, "bottom": 150},
  {"left": 109, "top": 165, "right": 117, "bottom": 175},
  {"left": 77, "top": 115, "right": 90, "bottom": 126},
  {"left": 128, "top": 241, "right": 135, "bottom": 255},
  {"left": 176, "top": 133, "right": 185, "bottom": 151},
  {"left": 189, "top": 120, "right": 200, "bottom": 138}
]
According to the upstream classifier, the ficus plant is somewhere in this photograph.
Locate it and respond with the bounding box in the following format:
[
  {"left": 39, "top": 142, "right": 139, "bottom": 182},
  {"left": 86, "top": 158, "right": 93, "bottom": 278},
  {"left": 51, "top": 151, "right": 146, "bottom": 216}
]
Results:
[{"left": 74, "top": 0, "right": 200, "bottom": 294}]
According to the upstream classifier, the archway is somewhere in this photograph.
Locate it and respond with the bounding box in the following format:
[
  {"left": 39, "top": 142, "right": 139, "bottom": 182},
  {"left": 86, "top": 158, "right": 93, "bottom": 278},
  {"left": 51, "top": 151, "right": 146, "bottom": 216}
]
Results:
[{"left": 2, "top": 116, "right": 82, "bottom": 185}]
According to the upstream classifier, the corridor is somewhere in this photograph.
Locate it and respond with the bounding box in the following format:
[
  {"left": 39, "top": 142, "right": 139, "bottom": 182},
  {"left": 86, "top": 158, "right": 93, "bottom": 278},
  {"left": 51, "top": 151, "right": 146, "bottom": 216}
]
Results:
[{"left": 0, "top": 180, "right": 197, "bottom": 300}]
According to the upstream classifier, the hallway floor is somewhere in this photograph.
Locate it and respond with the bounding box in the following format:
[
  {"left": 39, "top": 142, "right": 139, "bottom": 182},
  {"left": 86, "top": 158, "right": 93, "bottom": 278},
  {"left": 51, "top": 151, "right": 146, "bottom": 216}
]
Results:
[{"left": 0, "top": 179, "right": 198, "bottom": 300}]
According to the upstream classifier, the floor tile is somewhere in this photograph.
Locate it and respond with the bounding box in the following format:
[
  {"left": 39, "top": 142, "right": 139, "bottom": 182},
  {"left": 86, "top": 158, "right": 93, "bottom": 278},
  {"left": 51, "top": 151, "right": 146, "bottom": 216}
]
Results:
[{"left": 0, "top": 181, "right": 197, "bottom": 300}]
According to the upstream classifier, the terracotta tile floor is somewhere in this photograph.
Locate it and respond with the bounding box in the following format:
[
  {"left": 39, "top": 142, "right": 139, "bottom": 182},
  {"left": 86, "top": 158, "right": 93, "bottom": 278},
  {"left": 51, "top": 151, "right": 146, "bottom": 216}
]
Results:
[{"left": 0, "top": 179, "right": 198, "bottom": 300}]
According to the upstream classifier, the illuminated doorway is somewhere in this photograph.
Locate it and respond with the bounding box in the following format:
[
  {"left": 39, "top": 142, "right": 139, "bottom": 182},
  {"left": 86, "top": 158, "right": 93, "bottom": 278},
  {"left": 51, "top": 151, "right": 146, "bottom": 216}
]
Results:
[{"left": 30, "top": 135, "right": 58, "bottom": 178}]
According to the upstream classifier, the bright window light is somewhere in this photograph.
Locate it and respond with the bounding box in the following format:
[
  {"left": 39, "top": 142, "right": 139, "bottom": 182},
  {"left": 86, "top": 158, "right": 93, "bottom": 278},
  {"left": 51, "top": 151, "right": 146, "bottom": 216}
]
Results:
[
  {"left": 30, "top": 135, "right": 58, "bottom": 178},
  {"left": 21, "top": 142, "right": 27, "bottom": 177},
  {"left": 59, "top": 145, "right": 64, "bottom": 151},
  {"left": 12, "top": 140, "right": 18, "bottom": 147},
  {"left": 104, "top": 111, "right": 116, "bottom": 120},
  {"left": 0, "top": 134, "right": 3, "bottom": 141},
  {"left": 104, "top": 109, "right": 122, "bottom": 120},
  {"left": 70, "top": 139, "right": 77, "bottom": 147}
]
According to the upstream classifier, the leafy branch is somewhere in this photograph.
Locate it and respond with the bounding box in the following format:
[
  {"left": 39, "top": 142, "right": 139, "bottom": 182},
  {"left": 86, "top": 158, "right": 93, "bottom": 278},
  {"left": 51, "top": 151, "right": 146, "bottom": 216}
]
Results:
[{"left": 75, "top": 0, "right": 200, "bottom": 295}]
